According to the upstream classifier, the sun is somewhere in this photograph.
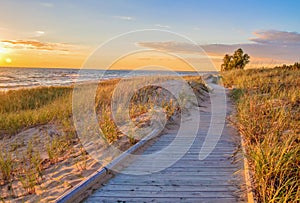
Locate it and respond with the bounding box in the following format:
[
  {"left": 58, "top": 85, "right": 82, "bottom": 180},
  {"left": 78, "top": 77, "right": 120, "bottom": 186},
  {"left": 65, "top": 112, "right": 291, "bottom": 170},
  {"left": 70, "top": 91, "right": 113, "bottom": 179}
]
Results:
[{"left": 0, "top": 45, "right": 13, "bottom": 64}]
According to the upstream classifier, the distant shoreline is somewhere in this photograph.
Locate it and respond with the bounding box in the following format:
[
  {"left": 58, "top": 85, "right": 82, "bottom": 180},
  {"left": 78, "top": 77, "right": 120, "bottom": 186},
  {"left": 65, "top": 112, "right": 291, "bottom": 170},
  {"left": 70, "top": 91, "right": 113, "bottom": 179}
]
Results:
[
  {"left": 0, "top": 68, "right": 216, "bottom": 92},
  {"left": 0, "top": 66, "right": 217, "bottom": 72}
]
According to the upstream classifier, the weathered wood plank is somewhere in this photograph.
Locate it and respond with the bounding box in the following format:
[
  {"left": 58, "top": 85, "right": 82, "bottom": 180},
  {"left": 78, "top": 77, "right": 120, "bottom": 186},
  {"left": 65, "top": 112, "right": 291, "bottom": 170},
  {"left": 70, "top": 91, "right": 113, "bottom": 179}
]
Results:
[
  {"left": 123, "top": 165, "right": 238, "bottom": 169},
  {"left": 100, "top": 181, "right": 236, "bottom": 187},
  {"left": 101, "top": 184, "right": 238, "bottom": 192},
  {"left": 106, "top": 178, "right": 236, "bottom": 186},
  {"left": 92, "top": 190, "right": 236, "bottom": 198},
  {"left": 86, "top": 197, "right": 237, "bottom": 203},
  {"left": 122, "top": 168, "right": 239, "bottom": 173},
  {"left": 120, "top": 169, "right": 238, "bottom": 174},
  {"left": 109, "top": 175, "right": 234, "bottom": 182}
]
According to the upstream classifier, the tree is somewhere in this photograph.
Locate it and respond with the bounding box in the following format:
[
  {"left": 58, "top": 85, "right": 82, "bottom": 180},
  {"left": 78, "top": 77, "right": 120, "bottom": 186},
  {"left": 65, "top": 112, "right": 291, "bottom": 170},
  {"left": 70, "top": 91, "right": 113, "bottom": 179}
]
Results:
[
  {"left": 221, "top": 48, "right": 250, "bottom": 71},
  {"left": 221, "top": 54, "right": 232, "bottom": 71}
]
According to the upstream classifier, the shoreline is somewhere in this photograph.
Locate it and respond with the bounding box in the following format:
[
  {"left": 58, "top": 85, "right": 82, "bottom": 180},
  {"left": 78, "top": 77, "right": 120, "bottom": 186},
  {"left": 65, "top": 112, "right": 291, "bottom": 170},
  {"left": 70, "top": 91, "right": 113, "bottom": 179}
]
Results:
[{"left": 0, "top": 68, "right": 215, "bottom": 93}]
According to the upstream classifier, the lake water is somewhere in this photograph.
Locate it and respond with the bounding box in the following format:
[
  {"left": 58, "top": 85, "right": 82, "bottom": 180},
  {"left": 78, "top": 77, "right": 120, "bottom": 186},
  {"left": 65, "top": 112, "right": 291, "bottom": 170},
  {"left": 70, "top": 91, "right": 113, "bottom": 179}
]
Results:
[{"left": 0, "top": 67, "right": 209, "bottom": 91}]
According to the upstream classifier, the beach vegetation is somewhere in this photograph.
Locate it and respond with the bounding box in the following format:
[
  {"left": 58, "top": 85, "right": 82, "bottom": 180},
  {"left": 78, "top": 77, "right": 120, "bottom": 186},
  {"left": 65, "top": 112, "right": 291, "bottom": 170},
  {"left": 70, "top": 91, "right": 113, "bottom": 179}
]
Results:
[{"left": 222, "top": 66, "right": 300, "bottom": 202}]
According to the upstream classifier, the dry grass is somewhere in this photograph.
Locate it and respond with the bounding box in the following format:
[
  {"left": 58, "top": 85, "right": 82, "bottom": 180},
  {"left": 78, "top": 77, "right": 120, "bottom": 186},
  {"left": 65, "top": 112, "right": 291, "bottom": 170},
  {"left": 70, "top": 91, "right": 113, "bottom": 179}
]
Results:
[
  {"left": 222, "top": 67, "right": 300, "bottom": 202},
  {"left": 0, "top": 86, "right": 73, "bottom": 136}
]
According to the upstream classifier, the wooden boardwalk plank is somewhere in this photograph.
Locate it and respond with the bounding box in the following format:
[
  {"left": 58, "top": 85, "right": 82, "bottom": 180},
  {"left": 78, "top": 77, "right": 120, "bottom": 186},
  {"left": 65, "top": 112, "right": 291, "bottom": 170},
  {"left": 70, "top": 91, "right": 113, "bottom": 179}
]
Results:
[
  {"left": 101, "top": 184, "right": 238, "bottom": 192},
  {"left": 86, "top": 197, "right": 237, "bottom": 203},
  {"left": 91, "top": 190, "right": 236, "bottom": 198}
]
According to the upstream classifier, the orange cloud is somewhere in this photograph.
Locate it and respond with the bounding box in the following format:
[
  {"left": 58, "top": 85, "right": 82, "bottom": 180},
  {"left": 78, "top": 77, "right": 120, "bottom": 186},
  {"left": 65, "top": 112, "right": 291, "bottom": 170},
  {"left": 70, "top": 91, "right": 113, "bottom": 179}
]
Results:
[
  {"left": 1, "top": 40, "right": 74, "bottom": 52},
  {"left": 0, "top": 39, "right": 91, "bottom": 68}
]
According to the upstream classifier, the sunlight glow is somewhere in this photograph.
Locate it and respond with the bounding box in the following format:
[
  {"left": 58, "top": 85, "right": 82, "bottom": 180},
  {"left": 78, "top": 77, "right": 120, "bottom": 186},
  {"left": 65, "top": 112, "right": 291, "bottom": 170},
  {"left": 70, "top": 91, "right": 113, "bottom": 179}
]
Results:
[{"left": 5, "top": 58, "right": 12, "bottom": 63}]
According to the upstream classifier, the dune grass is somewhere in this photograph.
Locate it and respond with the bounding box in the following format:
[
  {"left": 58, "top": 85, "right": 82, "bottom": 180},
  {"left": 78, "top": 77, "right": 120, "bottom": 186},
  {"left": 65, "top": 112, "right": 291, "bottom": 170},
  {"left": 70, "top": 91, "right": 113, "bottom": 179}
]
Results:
[
  {"left": 221, "top": 67, "right": 300, "bottom": 202},
  {"left": 0, "top": 87, "right": 73, "bottom": 136},
  {"left": 0, "top": 75, "right": 207, "bottom": 200}
]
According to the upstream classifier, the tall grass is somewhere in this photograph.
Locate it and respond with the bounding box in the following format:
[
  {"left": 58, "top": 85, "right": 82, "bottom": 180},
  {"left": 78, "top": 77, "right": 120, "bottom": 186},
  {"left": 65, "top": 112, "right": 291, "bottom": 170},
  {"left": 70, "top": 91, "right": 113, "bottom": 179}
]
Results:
[
  {"left": 19, "top": 141, "right": 43, "bottom": 195},
  {"left": 222, "top": 68, "right": 300, "bottom": 202},
  {"left": 0, "top": 87, "right": 72, "bottom": 113},
  {"left": 0, "top": 87, "right": 73, "bottom": 135},
  {"left": 0, "top": 149, "right": 13, "bottom": 184}
]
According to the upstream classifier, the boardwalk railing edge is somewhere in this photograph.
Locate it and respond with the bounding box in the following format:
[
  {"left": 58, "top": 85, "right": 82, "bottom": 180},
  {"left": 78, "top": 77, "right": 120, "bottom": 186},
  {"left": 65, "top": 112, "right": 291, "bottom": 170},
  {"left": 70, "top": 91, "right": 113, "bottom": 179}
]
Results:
[
  {"left": 56, "top": 129, "right": 160, "bottom": 203},
  {"left": 240, "top": 132, "right": 257, "bottom": 203}
]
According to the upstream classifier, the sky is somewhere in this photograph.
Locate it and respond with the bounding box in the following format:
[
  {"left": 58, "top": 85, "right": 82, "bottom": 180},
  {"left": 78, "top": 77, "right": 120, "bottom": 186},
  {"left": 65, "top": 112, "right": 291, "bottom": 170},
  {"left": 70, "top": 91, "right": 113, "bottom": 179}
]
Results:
[{"left": 0, "top": 0, "right": 299, "bottom": 70}]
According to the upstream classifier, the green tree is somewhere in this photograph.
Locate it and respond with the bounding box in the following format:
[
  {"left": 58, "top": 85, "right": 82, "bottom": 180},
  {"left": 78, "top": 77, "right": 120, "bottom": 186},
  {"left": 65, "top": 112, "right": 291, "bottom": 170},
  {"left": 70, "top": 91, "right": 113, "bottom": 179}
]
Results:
[
  {"left": 221, "top": 48, "right": 250, "bottom": 71},
  {"left": 221, "top": 54, "right": 232, "bottom": 71}
]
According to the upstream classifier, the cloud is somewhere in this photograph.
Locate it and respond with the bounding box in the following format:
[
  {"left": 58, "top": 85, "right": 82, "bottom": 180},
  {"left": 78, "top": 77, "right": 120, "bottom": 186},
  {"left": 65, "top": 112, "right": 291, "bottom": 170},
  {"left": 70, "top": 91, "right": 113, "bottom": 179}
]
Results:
[
  {"left": 137, "top": 31, "right": 300, "bottom": 63},
  {"left": 1, "top": 39, "right": 74, "bottom": 52},
  {"left": 202, "top": 30, "right": 300, "bottom": 62},
  {"left": 155, "top": 24, "right": 171, "bottom": 29},
  {"left": 40, "top": 2, "right": 54, "bottom": 8},
  {"left": 202, "top": 43, "right": 300, "bottom": 62},
  {"left": 250, "top": 30, "right": 300, "bottom": 45},
  {"left": 34, "top": 31, "right": 45, "bottom": 37},
  {"left": 113, "top": 16, "right": 135, "bottom": 21}
]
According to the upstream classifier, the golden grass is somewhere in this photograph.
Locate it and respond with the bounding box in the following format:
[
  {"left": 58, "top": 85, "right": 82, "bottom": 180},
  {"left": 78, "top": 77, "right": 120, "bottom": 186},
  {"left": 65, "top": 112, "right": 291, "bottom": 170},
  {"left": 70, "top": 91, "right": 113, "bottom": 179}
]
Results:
[
  {"left": 0, "top": 87, "right": 73, "bottom": 136},
  {"left": 221, "top": 68, "right": 300, "bottom": 202},
  {"left": 0, "top": 75, "right": 207, "bottom": 201}
]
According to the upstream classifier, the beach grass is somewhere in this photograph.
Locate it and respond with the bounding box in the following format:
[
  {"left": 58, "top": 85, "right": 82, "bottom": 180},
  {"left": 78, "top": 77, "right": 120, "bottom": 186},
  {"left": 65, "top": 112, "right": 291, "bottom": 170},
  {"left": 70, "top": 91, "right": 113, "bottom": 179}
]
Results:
[
  {"left": 0, "top": 87, "right": 73, "bottom": 136},
  {"left": 0, "top": 75, "right": 207, "bottom": 201},
  {"left": 221, "top": 67, "right": 300, "bottom": 202}
]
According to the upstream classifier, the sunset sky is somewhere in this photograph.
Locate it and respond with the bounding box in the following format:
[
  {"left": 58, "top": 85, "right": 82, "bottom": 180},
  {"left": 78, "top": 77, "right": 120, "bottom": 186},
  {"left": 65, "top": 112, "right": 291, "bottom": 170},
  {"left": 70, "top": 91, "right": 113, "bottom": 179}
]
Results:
[{"left": 0, "top": 0, "right": 299, "bottom": 70}]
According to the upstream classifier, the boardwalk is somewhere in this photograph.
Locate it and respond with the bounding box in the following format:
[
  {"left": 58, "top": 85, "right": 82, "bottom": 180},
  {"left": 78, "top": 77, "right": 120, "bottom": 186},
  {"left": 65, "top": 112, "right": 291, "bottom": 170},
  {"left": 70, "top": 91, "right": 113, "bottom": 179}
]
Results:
[{"left": 85, "top": 80, "right": 245, "bottom": 203}]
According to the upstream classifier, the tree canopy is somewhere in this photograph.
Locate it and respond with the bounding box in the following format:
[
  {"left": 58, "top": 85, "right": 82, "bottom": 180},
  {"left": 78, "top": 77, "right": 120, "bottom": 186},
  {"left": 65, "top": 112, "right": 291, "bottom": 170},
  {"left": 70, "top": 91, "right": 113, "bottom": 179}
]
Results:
[{"left": 221, "top": 48, "right": 250, "bottom": 71}]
